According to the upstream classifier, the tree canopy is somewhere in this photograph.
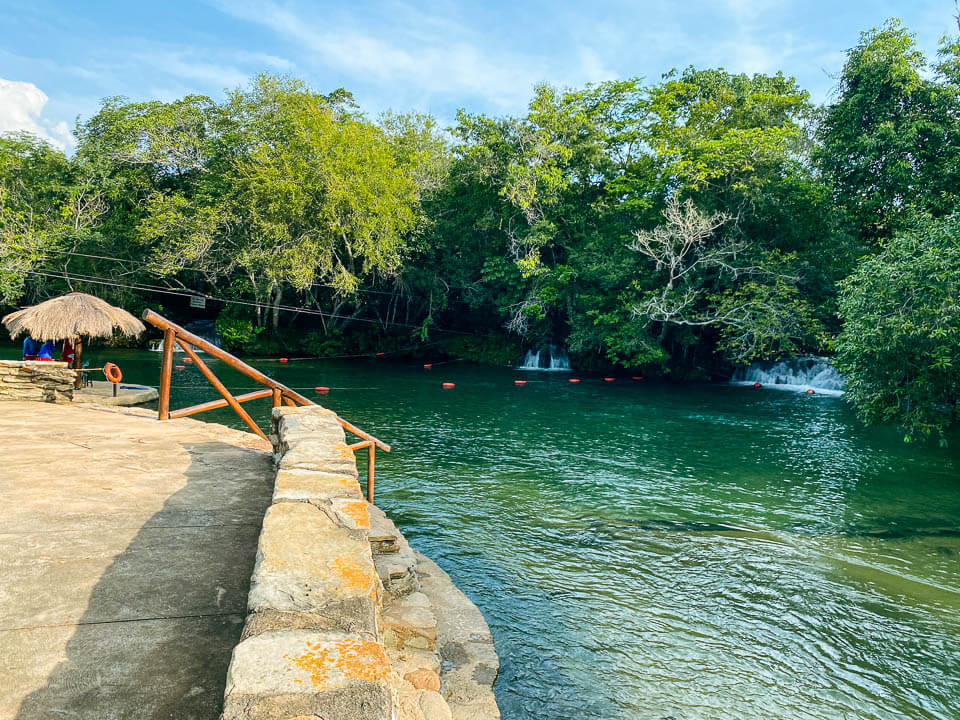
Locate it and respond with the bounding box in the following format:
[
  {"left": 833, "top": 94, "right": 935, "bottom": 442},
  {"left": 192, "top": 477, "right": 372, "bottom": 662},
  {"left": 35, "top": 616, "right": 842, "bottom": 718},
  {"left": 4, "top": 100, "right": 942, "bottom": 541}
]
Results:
[{"left": 3, "top": 15, "right": 960, "bottom": 441}]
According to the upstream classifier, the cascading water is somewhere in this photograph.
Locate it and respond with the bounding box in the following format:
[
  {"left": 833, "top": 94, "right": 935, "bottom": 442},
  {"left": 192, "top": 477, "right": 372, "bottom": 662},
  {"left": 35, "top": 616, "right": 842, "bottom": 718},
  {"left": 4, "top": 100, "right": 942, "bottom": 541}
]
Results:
[
  {"left": 149, "top": 319, "right": 221, "bottom": 353},
  {"left": 516, "top": 344, "right": 571, "bottom": 371},
  {"left": 731, "top": 356, "right": 846, "bottom": 396}
]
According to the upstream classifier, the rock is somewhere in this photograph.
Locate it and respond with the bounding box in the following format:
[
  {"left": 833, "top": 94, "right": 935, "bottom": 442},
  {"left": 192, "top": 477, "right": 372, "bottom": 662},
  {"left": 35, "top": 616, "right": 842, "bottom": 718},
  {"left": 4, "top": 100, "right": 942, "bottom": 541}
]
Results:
[
  {"left": 387, "top": 647, "right": 443, "bottom": 677},
  {"left": 413, "top": 551, "right": 500, "bottom": 720},
  {"left": 246, "top": 495, "right": 378, "bottom": 637},
  {"left": 405, "top": 669, "right": 441, "bottom": 692},
  {"left": 274, "top": 468, "right": 363, "bottom": 502},
  {"left": 222, "top": 629, "right": 392, "bottom": 720},
  {"left": 382, "top": 602, "right": 438, "bottom": 651},
  {"left": 0, "top": 360, "right": 74, "bottom": 403},
  {"left": 418, "top": 691, "right": 453, "bottom": 720},
  {"left": 368, "top": 505, "right": 420, "bottom": 598}
]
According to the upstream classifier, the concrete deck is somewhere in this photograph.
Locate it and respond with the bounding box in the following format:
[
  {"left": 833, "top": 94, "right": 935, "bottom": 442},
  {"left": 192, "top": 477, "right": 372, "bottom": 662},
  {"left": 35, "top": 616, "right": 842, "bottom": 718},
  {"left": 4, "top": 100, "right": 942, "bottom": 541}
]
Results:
[
  {"left": 0, "top": 401, "right": 274, "bottom": 720},
  {"left": 73, "top": 380, "right": 159, "bottom": 406}
]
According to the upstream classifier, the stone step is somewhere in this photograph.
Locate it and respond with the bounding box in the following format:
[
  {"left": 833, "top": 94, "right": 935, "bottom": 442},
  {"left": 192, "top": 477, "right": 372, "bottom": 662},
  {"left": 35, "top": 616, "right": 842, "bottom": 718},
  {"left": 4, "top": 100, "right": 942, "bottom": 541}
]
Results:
[
  {"left": 368, "top": 504, "right": 401, "bottom": 554},
  {"left": 368, "top": 505, "right": 420, "bottom": 598},
  {"left": 382, "top": 592, "right": 438, "bottom": 652}
]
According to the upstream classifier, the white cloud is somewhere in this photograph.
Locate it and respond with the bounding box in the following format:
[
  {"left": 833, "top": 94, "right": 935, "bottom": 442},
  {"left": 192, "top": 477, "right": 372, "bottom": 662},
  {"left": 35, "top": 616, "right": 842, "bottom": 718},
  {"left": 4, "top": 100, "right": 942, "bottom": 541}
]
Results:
[
  {"left": 0, "top": 78, "right": 74, "bottom": 150},
  {"left": 209, "top": 0, "right": 612, "bottom": 113}
]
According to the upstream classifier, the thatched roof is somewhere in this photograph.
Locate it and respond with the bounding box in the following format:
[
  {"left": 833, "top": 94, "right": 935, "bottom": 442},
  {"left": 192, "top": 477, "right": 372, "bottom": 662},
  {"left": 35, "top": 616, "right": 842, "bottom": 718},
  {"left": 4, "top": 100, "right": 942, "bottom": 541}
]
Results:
[{"left": 2, "top": 292, "right": 145, "bottom": 341}]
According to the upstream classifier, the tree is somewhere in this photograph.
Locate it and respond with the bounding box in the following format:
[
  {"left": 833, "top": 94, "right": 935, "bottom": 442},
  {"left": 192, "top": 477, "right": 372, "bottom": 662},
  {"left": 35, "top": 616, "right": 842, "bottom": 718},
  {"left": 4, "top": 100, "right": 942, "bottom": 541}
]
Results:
[
  {"left": 0, "top": 133, "right": 94, "bottom": 304},
  {"left": 106, "top": 76, "right": 424, "bottom": 332},
  {"left": 629, "top": 196, "right": 826, "bottom": 364},
  {"left": 817, "top": 19, "right": 960, "bottom": 244},
  {"left": 836, "top": 213, "right": 960, "bottom": 443}
]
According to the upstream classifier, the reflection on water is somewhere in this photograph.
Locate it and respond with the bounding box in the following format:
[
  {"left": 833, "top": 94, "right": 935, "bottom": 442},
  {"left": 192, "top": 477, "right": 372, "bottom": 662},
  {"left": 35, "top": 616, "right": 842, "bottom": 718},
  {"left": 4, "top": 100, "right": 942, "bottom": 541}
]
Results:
[{"left": 6, "top": 344, "right": 958, "bottom": 720}]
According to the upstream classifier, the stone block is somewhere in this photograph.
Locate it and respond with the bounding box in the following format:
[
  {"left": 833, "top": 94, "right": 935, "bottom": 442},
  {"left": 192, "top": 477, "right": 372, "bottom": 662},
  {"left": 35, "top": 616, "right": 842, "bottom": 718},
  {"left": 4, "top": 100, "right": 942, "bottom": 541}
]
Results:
[
  {"left": 273, "top": 469, "right": 363, "bottom": 503},
  {"left": 222, "top": 630, "right": 392, "bottom": 720},
  {"left": 246, "top": 502, "right": 378, "bottom": 637},
  {"left": 418, "top": 690, "right": 453, "bottom": 720},
  {"left": 279, "top": 439, "right": 359, "bottom": 476},
  {"left": 405, "top": 668, "right": 441, "bottom": 692},
  {"left": 382, "top": 602, "right": 438, "bottom": 651}
]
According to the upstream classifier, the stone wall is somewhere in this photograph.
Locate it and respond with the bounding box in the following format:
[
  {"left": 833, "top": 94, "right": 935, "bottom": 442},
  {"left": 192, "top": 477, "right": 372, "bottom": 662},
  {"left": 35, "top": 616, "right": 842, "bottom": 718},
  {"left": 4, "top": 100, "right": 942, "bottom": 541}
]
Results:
[
  {"left": 222, "top": 405, "right": 500, "bottom": 720},
  {"left": 0, "top": 360, "right": 75, "bottom": 403}
]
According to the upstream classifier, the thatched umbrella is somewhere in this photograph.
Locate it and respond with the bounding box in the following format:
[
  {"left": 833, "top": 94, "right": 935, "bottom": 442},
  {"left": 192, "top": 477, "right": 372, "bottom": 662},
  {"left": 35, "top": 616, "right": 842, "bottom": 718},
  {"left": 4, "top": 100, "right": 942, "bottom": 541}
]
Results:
[{"left": 3, "top": 292, "right": 145, "bottom": 383}]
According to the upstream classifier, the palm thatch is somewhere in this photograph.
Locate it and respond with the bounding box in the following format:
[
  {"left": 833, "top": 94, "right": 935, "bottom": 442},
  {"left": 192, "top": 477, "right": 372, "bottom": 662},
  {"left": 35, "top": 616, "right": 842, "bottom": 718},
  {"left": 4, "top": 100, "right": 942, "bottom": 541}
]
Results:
[{"left": 2, "top": 292, "right": 145, "bottom": 341}]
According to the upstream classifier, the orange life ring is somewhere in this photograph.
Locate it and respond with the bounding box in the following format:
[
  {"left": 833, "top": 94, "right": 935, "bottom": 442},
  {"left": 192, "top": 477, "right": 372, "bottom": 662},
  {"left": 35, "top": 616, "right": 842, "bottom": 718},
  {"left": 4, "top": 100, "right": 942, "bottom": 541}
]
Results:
[{"left": 104, "top": 362, "right": 122, "bottom": 383}]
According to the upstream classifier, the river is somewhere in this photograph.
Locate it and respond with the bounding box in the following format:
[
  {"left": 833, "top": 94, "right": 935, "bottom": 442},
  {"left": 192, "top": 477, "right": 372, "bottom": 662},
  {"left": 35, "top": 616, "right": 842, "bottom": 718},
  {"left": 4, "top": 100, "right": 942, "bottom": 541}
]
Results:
[{"left": 5, "top": 344, "right": 959, "bottom": 720}]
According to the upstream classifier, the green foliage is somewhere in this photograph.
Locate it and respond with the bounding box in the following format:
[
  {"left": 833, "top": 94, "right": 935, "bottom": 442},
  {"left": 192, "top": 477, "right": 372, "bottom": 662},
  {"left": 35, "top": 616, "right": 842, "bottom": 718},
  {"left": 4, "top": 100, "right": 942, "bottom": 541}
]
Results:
[
  {"left": 817, "top": 20, "right": 960, "bottom": 243},
  {"left": 837, "top": 214, "right": 960, "bottom": 443},
  {"left": 0, "top": 134, "right": 76, "bottom": 303},
  {"left": 439, "top": 334, "right": 524, "bottom": 367},
  {"left": 216, "top": 307, "right": 262, "bottom": 352}
]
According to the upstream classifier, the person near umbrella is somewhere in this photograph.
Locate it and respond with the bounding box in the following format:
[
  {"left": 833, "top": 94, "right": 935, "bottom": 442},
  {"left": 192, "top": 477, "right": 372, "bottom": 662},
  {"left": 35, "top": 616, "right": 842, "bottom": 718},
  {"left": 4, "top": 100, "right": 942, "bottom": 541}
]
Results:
[
  {"left": 22, "top": 336, "right": 39, "bottom": 360},
  {"left": 61, "top": 338, "right": 75, "bottom": 365},
  {"left": 37, "top": 340, "right": 56, "bottom": 361}
]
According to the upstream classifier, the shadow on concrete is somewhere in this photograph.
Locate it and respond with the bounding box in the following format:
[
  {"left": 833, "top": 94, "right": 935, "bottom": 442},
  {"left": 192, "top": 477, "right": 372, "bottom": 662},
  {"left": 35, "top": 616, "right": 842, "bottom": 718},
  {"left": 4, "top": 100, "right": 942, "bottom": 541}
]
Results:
[{"left": 14, "top": 440, "right": 273, "bottom": 720}]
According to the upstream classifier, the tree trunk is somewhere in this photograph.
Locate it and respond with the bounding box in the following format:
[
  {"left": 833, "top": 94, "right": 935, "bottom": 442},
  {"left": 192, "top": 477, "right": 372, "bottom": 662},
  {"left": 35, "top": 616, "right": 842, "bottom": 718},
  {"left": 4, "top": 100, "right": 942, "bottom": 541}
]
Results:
[{"left": 271, "top": 285, "right": 282, "bottom": 332}]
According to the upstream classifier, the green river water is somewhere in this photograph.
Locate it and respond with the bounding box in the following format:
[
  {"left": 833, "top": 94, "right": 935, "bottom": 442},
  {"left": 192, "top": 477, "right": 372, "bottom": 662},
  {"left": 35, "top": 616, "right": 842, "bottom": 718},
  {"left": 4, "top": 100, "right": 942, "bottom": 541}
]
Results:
[{"left": 6, "top": 344, "right": 959, "bottom": 720}]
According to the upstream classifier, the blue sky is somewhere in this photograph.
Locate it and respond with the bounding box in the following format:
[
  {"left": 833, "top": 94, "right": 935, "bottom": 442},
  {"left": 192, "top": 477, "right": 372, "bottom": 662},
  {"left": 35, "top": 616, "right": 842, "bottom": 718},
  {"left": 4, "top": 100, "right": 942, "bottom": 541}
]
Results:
[{"left": 0, "top": 0, "right": 956, "bottom": 150}]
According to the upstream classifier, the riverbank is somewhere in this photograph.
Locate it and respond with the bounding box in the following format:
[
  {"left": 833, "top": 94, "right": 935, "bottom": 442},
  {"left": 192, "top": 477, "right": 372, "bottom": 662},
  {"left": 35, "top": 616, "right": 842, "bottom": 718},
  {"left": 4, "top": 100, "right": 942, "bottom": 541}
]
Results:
[{"left": 225, "top": 404, "right": 499, "bottom": 720}]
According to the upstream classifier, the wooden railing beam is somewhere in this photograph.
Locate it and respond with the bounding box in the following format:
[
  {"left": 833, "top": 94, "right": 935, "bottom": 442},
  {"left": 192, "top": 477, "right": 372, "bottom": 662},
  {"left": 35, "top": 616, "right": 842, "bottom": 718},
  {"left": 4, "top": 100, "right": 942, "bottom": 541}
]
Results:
[
  {"left": 169, "top": 389, "right": 273, "bottom": 419},
  {"left": 143, "top": 309, "right": 390, "bottom": 452},
  {"left": 366, "top": 444, "right": 375, "bottom": 504}
]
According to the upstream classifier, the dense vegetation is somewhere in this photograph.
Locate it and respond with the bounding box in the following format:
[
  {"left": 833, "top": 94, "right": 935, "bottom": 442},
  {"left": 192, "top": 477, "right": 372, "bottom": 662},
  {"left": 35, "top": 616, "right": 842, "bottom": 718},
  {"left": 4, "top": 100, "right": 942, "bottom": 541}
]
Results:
[{"left": 2, "top": 18, "right": 959, "bottom": 442}]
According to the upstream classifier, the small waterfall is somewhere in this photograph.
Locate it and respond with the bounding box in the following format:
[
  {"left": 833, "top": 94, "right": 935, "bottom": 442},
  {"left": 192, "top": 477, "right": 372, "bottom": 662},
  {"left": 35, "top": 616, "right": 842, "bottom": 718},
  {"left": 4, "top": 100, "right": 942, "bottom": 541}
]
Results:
[
  {"left": 149, "top": 320, "right": 220, "bottom": 353},
  {"left": 516, "top": 344, "right": 571, "bottom": 371},
  {"left": 732, "top": 356, "right": 846, "bottom": 396}
]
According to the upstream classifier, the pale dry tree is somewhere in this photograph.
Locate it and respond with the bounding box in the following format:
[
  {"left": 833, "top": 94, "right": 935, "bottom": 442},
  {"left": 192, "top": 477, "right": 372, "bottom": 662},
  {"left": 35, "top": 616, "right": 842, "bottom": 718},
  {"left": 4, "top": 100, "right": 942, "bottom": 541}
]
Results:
[
  {"left": 630, "top": 196, "right": 806, "bottom": 360},
  {"left": 631, "top": 196, "right": 764, "bottom": 327}
]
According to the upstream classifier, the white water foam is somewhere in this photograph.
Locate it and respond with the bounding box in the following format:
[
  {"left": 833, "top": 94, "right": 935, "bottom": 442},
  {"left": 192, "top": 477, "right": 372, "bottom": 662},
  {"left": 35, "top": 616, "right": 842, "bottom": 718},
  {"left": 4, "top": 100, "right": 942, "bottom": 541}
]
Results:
[
  {"left": 516, "top": 344, "right": 571, "bottom": 371},
  {"left": 731, "top": 357, "right": 846, "bottom": 396}
]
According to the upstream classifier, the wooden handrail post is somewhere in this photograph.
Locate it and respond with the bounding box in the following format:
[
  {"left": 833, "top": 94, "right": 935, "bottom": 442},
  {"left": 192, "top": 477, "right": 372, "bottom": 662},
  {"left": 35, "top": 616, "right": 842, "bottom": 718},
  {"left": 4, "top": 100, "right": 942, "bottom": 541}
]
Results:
[
  {"left": 158, "top": 327, "right": 174, "bottom": 420},
  {"left": 272, "top": 387, "right": 282, "bottom": 408},
  {"left": 367, "top": 444, "right": 375, "bottom": 504}
]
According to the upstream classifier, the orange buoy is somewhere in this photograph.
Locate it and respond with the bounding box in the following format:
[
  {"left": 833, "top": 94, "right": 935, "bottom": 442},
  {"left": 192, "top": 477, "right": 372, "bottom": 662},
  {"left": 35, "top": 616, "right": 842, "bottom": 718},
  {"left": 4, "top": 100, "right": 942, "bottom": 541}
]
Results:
[
  {"left": 376, "top": 352, "right": 386, "bottom": 357},
  {"left": 632, "top": 376, "right": 643, "bottom": 381},
  {"left": 103, "top": 362, "right": 123, "bottom": 383},
  {"left": 569, "top": 378, "right": 581, "bottom": 383},
  {"left": 442, "top": 382, "right": 455, "bottom": 389},
  {"left": 315, "top": 386, "right": 330, "bottom": 393},
  {"left": 423, "top": 363, "right": 433, "bottom": 369},
  {"left": 604, "top": 377, "right": 615, "bottom": 382},
  {"left": 279, "top": 357, "right": 288, "bottom": 363},
  {"left": 805, "top": 388, "right": 816, "bottom": 395},
  {"left": 183, "top": 357, "right": 193, "bottom": 363},
  {"left": 174, "top": 364, "right": 185, "bottom": 371},
  {"left": 753, "top": 382, "right": 762, "bottom": 388},
  {"left": 514, "top": 380, "right": 527, "bottom": 385}
]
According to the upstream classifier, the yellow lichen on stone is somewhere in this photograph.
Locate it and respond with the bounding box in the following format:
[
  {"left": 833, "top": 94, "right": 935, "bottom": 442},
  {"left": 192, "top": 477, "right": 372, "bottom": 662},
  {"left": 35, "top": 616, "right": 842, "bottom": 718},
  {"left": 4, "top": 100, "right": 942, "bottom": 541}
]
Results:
[
  {"left": 338, "top": 500, "right": 371, "bottom": 529},
  {"left": 286, "top": 642, "right": 332, "bottom": 690},
  {"left": 331, "top": 553, "right": 376, "bottom": 593},
  {"left": 333, "top": 638, "right": 390, "bottom": 685},
  {"left": 285, "top": 638, "right": 389, "bottom": 692}
]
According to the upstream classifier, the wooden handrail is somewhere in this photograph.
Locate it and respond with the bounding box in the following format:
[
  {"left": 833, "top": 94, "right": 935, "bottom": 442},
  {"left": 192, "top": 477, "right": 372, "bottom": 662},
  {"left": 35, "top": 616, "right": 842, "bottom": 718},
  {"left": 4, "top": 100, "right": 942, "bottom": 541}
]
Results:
[
  {"left": 143, "top": 309, "right": 390, "bottom": 451},
  {"left": 169, "top": 389, "right": 273, "bottom": 419},
  {"left": 143, "top": 309, "right": 389, "bottom": 503}
]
